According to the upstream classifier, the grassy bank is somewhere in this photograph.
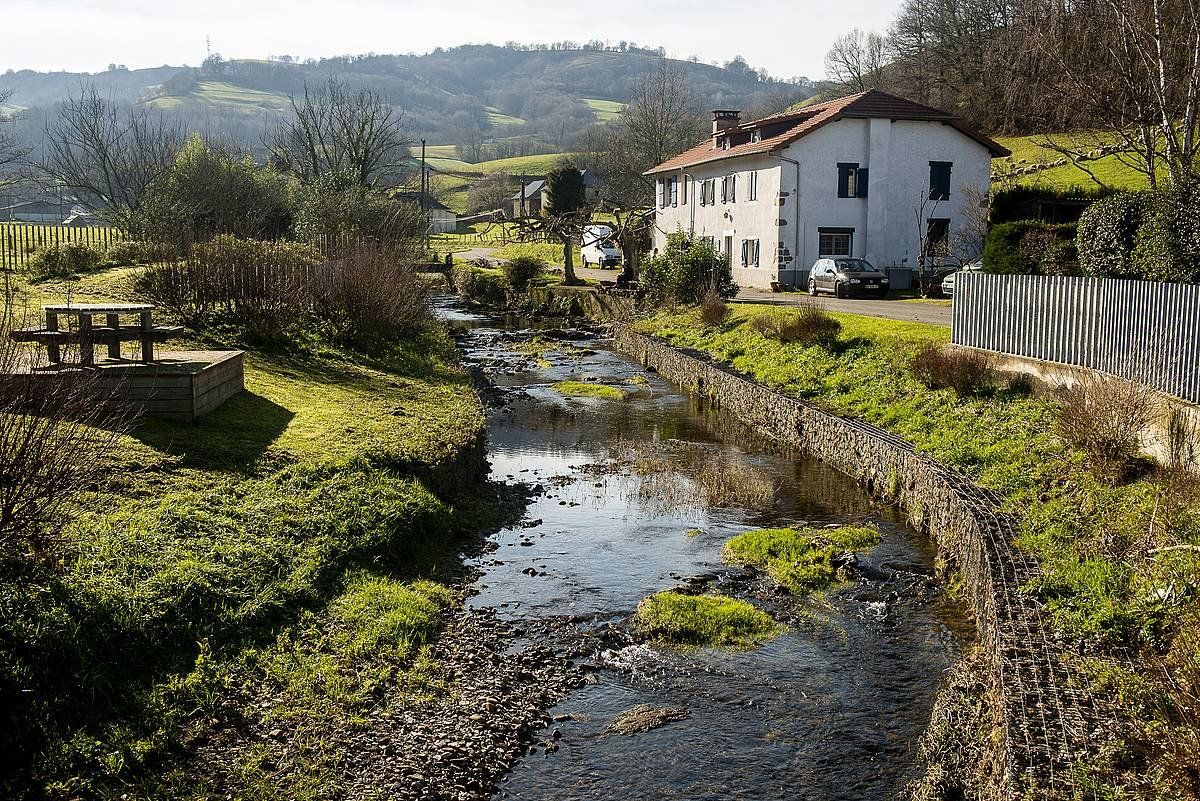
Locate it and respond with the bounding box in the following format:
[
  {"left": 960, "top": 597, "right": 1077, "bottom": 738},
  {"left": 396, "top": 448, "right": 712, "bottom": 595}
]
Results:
[
  {"left": 635, "top": 304, "right": 1200, "bottom": 794},
  {"left": 1, "top": 266, "right": 488, "bottom": 798}
]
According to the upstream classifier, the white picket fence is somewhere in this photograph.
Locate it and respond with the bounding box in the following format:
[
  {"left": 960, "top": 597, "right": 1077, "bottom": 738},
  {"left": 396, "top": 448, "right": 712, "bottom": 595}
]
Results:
[{"left": 952, "top": 272, "right": 1200, "bottom": 404}]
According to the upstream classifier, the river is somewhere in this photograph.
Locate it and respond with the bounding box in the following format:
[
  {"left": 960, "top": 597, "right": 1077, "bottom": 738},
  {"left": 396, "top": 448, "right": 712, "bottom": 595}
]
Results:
[{"left": 441, "top": 299, "right": 971, "bottom": 801}]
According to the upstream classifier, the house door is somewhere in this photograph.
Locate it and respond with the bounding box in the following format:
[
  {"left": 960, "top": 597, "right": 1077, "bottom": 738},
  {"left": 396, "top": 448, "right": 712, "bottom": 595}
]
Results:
[{"left": 723, "top": 235, "right": 733, "bottom": 263}]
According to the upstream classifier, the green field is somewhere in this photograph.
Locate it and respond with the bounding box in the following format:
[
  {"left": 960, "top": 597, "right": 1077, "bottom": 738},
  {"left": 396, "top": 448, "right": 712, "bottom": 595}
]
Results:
[
  {"left": 584, "top": 98, "right": 625, "bottom": 122},
  {"left": 992, "top": 133, "right": 1152, "bottom": 191},
  {"left": 148, "top": 80, "right": 291, "bottom": 114},
  {"left": 485, "top": 106, "right": 525, "bottom": 127}
]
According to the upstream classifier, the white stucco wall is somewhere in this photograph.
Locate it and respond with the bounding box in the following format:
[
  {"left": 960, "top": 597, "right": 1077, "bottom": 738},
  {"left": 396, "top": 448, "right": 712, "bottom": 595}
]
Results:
[
  {"left": 652, "top": 117, "right": 993, "bottom": 291},
  {"left": 651, "top": 152, "right": 782, "bottom": 290}
]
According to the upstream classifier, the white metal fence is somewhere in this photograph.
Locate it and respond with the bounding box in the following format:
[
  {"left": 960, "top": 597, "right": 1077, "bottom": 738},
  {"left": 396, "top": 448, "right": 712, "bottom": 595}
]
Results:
[{"left": 952, "top": 272, "right": 1200, "bottom": 404}]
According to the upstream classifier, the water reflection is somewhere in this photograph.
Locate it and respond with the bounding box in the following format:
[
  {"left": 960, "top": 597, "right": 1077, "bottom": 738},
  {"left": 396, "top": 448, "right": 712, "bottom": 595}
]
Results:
[{"left": 439, "top": 297, "right": 969, "bottom": 800}]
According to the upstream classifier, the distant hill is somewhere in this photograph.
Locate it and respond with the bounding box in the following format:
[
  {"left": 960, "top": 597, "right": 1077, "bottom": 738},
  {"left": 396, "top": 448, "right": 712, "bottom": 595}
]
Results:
[{"left": 1, "top": 45, "right": 817, "bottom": 161}]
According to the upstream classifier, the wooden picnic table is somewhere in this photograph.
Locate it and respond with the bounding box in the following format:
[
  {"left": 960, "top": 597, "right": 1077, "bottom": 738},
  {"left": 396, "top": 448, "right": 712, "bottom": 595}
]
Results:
[{"left": 11, "top": 302, "right": 184, "bottom": 366}]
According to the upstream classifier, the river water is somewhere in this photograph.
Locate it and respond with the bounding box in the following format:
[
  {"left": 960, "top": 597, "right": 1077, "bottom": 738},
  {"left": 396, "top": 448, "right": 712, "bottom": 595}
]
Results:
[{"left": 441, "top": 300, "right": 971, "bottom": 801}]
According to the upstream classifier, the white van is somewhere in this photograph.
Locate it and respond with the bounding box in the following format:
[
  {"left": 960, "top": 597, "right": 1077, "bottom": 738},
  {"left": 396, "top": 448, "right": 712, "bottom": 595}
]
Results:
[{"left": 580, "top": 224, "right": 622, "bottom": 269}]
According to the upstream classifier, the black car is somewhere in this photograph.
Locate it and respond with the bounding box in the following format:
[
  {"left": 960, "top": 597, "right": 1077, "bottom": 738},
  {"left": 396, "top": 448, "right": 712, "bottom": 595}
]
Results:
[{"left": 807, "top": 257, "right": 890, "bottom": 298}]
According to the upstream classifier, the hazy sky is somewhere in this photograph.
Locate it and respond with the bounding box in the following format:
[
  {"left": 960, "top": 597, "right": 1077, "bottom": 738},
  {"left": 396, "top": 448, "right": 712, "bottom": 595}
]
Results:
[{"left": 4, "top": 0, "right": 896, "bottom": 80}]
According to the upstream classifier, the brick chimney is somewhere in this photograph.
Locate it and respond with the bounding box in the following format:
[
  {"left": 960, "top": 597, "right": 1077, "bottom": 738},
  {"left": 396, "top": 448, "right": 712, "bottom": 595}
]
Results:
[{"left": 712, "top": 109, "right": 742, "bottom": 137}]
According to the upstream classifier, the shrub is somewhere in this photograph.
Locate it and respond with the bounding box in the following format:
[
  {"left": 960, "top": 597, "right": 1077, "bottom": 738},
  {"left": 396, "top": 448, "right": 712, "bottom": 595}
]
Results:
[
  {"left": 983, "top": 220, "right": 1076, "bottom": 275},
  {"left": 640, "top": 231, "right": 737, "bottom": 305},
  {"left": 910, "top": 343, "right": 998, "bottom": 395},
  {"left": 25, "top": 242, "right": 104, "bottom": 280},
  {"left": 1130, "top": 182, "right": 1200, "bottom": 284},
  {"left": 1055, "top": 373, "right": 1160, "bottom": 468},
  {"left": 500, "top": 255, "right": 544, "bottom": 291},
  {"left": 1077, "top": 192, "right": 1149, "bottom": 279},
  {"left": 750, "top": 300, "right": 841, "bottom": 348},
  {"left": 313, "top": 245, "right": 430, "bottom": 349},
  {"left": 1040, "top": 239, "right": 1081, "bottom": 276},
  {"left": 136, "top": 235, "right": 321, "bottom": 334},
  {"left": 100, "top": 240, "right": 179, "bottom": 267},
  {"left": 449, "top": 263, "right": 507, "bottom": 306},
  {"left": 698, "top": 289, "right": 728, "bottom": 326}
]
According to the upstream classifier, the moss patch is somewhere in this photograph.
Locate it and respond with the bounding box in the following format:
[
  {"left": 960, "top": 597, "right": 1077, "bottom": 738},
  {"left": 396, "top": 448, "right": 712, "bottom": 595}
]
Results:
[
  {"left": 723, "top": 526, "right": 881, "bottom": 594},
  {"left": 553, "top": 380, "right": 627, "bottom": 401},
  {"left": 633, "top": 590, "right": 781, "bottom": 647}
]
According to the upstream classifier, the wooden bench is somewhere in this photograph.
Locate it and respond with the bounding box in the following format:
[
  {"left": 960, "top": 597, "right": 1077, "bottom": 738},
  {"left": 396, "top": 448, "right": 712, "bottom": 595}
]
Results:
[{"left": 17, "top": 303, "right": 183, "bottom": 366}]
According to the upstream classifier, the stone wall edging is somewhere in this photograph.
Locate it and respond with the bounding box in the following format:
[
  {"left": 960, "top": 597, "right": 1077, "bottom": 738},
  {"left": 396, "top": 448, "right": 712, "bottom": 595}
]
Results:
[{"left": 612, "top": 326, "right": 1098, "bottom": 798}]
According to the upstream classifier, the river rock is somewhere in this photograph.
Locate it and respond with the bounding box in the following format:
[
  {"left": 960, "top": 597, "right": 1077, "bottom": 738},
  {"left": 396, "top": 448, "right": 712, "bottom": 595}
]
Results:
[{"left": 605, "top": 704, "right": 690, "bottom": 736}]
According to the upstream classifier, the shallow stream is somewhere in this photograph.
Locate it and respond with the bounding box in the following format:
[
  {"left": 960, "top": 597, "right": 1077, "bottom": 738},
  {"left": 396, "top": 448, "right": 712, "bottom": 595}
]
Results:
[{"left": 441, "top": 299, "right": 971, "bottom": 800}]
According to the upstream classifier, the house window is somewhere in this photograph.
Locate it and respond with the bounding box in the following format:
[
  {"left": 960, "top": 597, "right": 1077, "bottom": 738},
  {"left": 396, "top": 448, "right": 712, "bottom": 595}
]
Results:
[
  {"left": 680, "top": 176, "right": 688, "bottom": 205},
  {"left": 721, "top": 175, "right": 736, "bottom": 203},
  {"left": 702, "top": 235, "right": 716, "bottom": 250},
  {"left": 926, "top": 218, "right": 951, "bottom": 258},
  {"left": 741, "top": 238, "right": 761, "bottom": 268},
  {"left": 668, "top": 177, "right": 678, "bottom": 207},
  {"left": 751, "top": 129, "right": 762, "bottom": 143},
  {"left": 748, "top": 171, "right": 758, "bottom": 201},
  {"left": 818, "top": 227, "right": 854, "bottom": 257},
  {"left": 837, "top": 163, "right": 867, "bottom": 198},
  {"left": 929, "top": 161, "right": 952, "bottom": 201}
]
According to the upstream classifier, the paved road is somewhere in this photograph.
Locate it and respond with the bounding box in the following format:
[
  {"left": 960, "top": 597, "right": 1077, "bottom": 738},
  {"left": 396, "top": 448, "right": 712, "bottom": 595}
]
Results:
[
  {"left": 730, "top": 288, "right": 952, "bottom": 327},
  {"left": 457, "top": 248, "right": 953, "bottom": 328}
]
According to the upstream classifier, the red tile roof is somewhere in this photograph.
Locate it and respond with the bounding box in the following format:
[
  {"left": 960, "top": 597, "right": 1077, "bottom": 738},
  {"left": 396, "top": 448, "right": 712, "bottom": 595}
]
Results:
[{"left": 645, "top": 89, "right": 1010, "bottom": 175}]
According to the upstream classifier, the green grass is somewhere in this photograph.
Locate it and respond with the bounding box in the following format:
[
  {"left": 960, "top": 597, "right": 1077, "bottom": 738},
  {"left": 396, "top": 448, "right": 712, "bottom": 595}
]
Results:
[
  {"left": 633, "top": 590, "right": 781, "bottom": 647},
  {"left": 485, "top": 108, "right": 526, "bottom": 127},
  {"left": 148, "top": 81, "right": 291, "bottom": 114},
  {"left": 2, "top": 265, "right": 487, "bottom": 798},
  {"left": 584, "top": 98, "right": 625, "bottom": 122},
  {"left": 491, "top": 240, "right": 575, "bottom": 265},
  {"left": 992, "top": 132, "right": 1153, "bottom": 191},
  {"left": 723, "top": 526, "right": 882, "bottom": 594},
  {"left": 553, "top": 380, "right": 627, "bottom": 401}
]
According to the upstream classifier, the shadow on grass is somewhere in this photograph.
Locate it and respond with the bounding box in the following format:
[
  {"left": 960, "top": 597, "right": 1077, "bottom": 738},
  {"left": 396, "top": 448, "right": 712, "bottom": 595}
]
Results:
[{"left": 132, "top": 390, "right": 294, "bottom": 470}]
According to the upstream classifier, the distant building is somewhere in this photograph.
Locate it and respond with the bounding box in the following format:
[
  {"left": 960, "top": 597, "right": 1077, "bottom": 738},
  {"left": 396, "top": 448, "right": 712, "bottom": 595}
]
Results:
[
  {"left": 511, "top": 170, "right": 601, "bottom": 218},
  {"left": 0, "top": 199, "right": 91, "bottom": 224},
  {"left": 394, "top": 191, "right": 458, "bottom": 233},
  {"left": 511, "top": 179, "right": 546, "bottom": 218},
  {"left": 645, "top": 89, "right": 1009, "bottom": 291}
]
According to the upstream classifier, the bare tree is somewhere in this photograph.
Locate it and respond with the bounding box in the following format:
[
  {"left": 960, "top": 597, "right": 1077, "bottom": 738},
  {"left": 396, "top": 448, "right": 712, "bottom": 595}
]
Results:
[
  {"left": 0, "top": 89, "right": 29, "bottom": 189},
  {"left": 1019, "top": 0, "right": 1200, "bottom": 188},
  {"left": 39, "top": 86, "right": 183, "bottom": 231},
  {"left": 582, "top": 61, "right": 706, "bottom": 208},
  {"left": 824, "top": 29, "right": 889, "bottom": 93},
  {"left": 455, "top": 125, "right": 486, "bottom": 163},
  {"left": 270, "top": 78, "right": 413, "bottom": 189}
]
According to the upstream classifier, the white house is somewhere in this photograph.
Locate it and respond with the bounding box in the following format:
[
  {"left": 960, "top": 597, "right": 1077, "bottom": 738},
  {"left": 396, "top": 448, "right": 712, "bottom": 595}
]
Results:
[{"left": 646, "top": 90, "right": 1009, "bottom": 291}]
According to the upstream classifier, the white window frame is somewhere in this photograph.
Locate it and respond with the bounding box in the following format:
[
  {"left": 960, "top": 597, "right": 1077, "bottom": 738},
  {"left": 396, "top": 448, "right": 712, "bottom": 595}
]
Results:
[{"left": 818, "top": 229, "right": 853, "bottom": 258}]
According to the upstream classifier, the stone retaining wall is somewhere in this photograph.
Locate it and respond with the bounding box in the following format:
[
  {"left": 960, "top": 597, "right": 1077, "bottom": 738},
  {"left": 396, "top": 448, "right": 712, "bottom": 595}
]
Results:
[{"left": 613, "top": 327, "right": 1103, "bottom": 799}]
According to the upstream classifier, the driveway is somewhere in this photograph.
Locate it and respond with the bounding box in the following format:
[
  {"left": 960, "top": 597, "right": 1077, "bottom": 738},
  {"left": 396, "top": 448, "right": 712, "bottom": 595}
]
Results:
[
  {"left": 730, "top": 288, "right": 952, "bottom": 327},
  {"left": 456, "top": 249, "right": 953, "bottom": 328}
]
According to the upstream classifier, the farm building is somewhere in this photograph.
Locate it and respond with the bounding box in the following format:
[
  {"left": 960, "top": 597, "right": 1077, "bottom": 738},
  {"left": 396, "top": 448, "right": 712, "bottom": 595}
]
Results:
[
  {"left": 395, "top": 191, "right": 458, "bottom": 233},
  {"left": 510, "top": 170, "right": 601, "bottom": 218},
  {"left": 646, "top": 90, "right": 1009, "bottom": 291}
]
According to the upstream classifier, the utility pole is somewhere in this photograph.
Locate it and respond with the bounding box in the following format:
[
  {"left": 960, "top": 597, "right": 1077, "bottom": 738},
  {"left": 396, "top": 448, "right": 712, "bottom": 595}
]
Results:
[{"left": 420, "top": 139, "right": 427, "bottom": 210}]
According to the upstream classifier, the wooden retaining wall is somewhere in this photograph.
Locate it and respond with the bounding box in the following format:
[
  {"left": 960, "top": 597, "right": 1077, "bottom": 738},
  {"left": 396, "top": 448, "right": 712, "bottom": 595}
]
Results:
[{"left": 612, "top": 327, "right": 1105, "bottom": 799}]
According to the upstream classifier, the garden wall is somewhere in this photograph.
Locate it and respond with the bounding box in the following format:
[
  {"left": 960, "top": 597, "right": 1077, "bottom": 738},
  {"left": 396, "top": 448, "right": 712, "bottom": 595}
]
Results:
[{"left": 613, "top": 327, "right": 1107, "bottom": 799}]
